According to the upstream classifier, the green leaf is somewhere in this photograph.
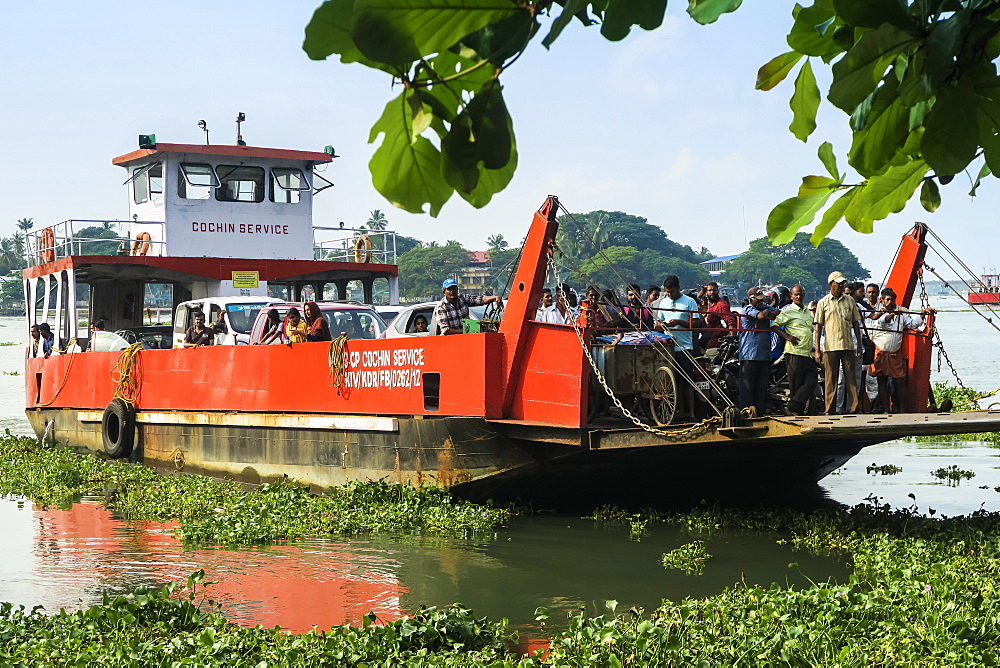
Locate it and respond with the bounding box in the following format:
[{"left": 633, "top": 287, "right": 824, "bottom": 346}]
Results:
[
  {"left": 921, "top": 177, "right": 941, "bottom": 211},
  {"left": 450, "top": 87, "right": 518, "bottom": 208},
  {"left": 833, "top": 0, "right": 913, "bottom": 31},
  {"left": 853, "top": 158, "right": 929, "bottom": 226},
  {"left": 687, "top": 0, "right": 743, "bottom": 25},
  {"left": 790, "top": 60, "right": 820, "bottom": 141},
  {"left": 968, "top": 162, "right": 992, "bottom": 197},
  {"left": 601, "top": 0, "right": 667, "bottom": 41},
  {"left": 302, "top": 0, "right": 397, "bottom": 73},
  {"left": 350, "top": 0, "right": 520, "bottom": 65},
  {"left": 441, "top": 81, "right": 513, "bottom": 194},
  {"left": 461, "top": 11, "right": 538, "bottom": 65},
  {"left": 368, "top": 91, "right": 454, "bottom": 216},
  {"left": 767, "top": 191, "right": 834, "bottom": 245},
  {"left": 798, "top": 175, "right": 839, "bottom": 196},
  {"left": 848, "top": 75, "right": 909, "bottom": 175},
  {"left": 756, "top": 51, "right": 803, "bottom": 91},
  {"left": 786, "top": 3, "right": 843, "bottom": 59},
  {"left": 924, "top": 7, "right": 971, "bottom": 89},
  {"left": 456, "top": 137, "right": 518, "bottom": 208},
  {"left": 897, "top": 53, "right": 933, "bottom": 106},
  {"left": 921, "top": 79, "right": 979, "bottom": 176},
  {"left": 811, "top": 186, "right": 859, "bottom": 245},
  {"left": 843, "top": 183, "right": 875, "bottom": 233},
  {"left": 818, "top": 141, "right": 840, "bottom": 180},
  {"left": 543, "top": 0, "right": 590, "bottom": 49},
  {"left": 983, "top": 131, "right": 1000, "bottom": 176},
  {"left": 828, "top": 24, "right": 915, "bottom": 113},
  {"left": 416, "top": 50, "right": 496, "bottom": 125}
]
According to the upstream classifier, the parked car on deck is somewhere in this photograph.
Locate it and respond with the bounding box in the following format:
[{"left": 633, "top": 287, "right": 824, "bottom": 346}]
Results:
[
  {"left": 248, "top": 302, "right": 387, "bottom": 344},
  {"left": 382, "top": 302, "right": 489, "bottom": 338},
  {"left": 173, "top": 297, "right": 282, "bottom": 347}
]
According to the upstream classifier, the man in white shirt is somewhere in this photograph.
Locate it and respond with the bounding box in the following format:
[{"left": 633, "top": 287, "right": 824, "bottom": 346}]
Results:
[
  {"left": 655, "top": 275, "right": 701, "bottom": 419},
  {"left": 867, "top": 288, "right": 931, "bottom": 413},
  {"left": 540, "top": 285, "right": 574, "bottom": 325}
]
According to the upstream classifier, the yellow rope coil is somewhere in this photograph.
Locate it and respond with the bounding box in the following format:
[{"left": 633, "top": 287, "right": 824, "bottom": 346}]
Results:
[
  {"left": 328, "top": 334, "right": 349, "bottom": 394},
  {"left": 112, "top": 342, "right": 144, "bottom": 405}
]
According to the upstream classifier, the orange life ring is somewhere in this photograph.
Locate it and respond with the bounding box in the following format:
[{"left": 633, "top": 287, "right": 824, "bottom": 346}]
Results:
[
  {"left": 131, "top": 231, "right": 151, "bottom": 256},
  {"left": 354, "top": 234, "right": 372, "bottom": 263},
  {"left": 39, "top": 228, "right": 56, "bottom": 263}
]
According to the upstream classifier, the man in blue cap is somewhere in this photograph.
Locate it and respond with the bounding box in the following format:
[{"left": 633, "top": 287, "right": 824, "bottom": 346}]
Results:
[{"left": 436, "top": 278, "right": 503, "bottom": 335}]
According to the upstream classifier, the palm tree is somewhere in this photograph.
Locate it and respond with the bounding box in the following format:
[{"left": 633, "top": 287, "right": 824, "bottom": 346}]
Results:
[
  {"left": 365, "top": 209, "right": 388, "bottom": 231},
  {"left": 0, "top": 238, "right": 19, "bottom": 272},
  {"left": 486, "top": 234, "right": 507, "bottom": 253},
  {"left": 16, "top": 218, "right": 34, "bottom": 234}
]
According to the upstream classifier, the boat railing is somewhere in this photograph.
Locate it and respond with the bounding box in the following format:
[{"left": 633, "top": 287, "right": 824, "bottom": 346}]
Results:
[
  {"left": 313, "top": 226, "right": 397, "bottom": 264},
  {"left": 25, "top": 219, "right": 166, "bottom": 266}
]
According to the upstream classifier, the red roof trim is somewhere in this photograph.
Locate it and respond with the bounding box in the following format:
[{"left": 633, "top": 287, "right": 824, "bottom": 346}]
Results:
[{"left": 112, "top": 143, "right": 334, "bottom": 166}]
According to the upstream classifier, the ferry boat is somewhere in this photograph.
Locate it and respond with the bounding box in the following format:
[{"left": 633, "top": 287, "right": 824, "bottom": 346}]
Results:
[
  {"left": 22, "top": 134, "right": 1000, "bottom": 506},
  {"left": 969, "top": 274, "right": 1000, "bottom": 305}
]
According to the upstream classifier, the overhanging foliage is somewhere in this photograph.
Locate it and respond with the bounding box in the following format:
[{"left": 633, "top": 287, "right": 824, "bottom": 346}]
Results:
[{"left": 303, "top": 0, "right": 1000, "bottom": 247}]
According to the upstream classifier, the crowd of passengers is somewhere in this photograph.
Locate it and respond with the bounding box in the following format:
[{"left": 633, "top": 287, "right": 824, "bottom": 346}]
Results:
[
  {"left": 529, "top": 272, "right": 935, "bottom": 418},
  {"left": 30, "top": 273, "right": 934, "bottom": 418}
]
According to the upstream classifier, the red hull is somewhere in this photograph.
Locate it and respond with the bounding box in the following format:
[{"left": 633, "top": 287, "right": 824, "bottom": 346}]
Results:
[{"left": 968, "top": 291, "right": 1000, "bottom": 305}]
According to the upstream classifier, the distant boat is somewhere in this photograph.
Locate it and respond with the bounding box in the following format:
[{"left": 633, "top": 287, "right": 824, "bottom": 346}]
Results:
[{"left": 968, "top": 274, "right": 1000, "bottom": 305}]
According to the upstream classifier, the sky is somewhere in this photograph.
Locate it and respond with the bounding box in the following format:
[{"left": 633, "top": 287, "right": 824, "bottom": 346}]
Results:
[{"left": 1, "top": 1, "right": 996, "bottom": 283}]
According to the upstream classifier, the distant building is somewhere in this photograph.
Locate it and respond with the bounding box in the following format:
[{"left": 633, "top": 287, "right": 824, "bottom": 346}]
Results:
[
  {"left": 700, "top": 253, "right": 742, "bottom": 278},
  {"left": 452, "top": 250, "right": 492, "bottom": 296}
]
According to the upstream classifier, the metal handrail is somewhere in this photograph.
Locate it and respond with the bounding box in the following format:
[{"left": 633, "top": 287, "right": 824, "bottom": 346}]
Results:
[
  {"left": 24, "top": 219, "right": 166, "bottom": 266},
  {"left": 313, "top": 227, "right": 397, "bottom": 264}
]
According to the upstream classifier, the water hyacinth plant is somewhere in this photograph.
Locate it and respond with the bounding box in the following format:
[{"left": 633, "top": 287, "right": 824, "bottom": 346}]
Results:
[
  {"left": 0, "top": 433, "right": 508, "bottom": 542},
  {"left": 661, "top": 541, "right": 711, "bottom": 575},
  {"left": 0, "top": 571, "right": 516, "bottom": 666},
  {"left": 867, "top": 463, "right": 903, "bottom": 476},
  {"left": 931, "top": 465, "right": 976, "bottom": 486}
]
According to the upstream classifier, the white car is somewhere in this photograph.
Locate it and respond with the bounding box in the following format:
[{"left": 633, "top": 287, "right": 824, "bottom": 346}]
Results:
[
  {"left": 173, "top": 296, "right": 283, "bottom": 347},
  {"left": 248, "top": 302, "right": 387, "bottom": 344},
  {"left": 382, "top": 301, "right": 490, "bottom": 338}
]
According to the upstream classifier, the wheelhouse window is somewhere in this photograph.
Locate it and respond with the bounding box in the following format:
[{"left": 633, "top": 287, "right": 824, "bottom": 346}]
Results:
[
  {"left": 178, "top": 163, "right": 219, "bottom": 200},
  {"left": 215, "top": 165, "right": 265, "bottom": 203},
  {"left": 132, "top": 162, "right": 163, "bottom": 205},
  {"left": 270, "top": 167, "right": 310, "bottom": 204}
]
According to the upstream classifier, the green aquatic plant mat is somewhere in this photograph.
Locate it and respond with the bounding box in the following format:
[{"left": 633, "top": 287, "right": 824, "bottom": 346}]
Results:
[
  {"left": 0, "top": 571, "right": 517, "bottom": 666},
  {"left": 0, "top": 433, "right": 508, "bottom": 544}
]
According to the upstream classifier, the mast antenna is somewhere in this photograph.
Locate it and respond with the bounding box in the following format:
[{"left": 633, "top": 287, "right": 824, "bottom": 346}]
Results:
[{"left": 236, "top": 112, "right": 246, "bottom": 146}]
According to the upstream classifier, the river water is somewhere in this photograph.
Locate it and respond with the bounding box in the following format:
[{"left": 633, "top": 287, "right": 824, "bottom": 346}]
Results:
[{"left": 1, "top": 297, "right": 999, "bottom": 636}]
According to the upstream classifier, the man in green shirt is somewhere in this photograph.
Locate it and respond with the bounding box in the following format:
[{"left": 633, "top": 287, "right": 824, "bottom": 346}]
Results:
[{"left": 772, "top": 285, "right": 817, "bottom": 415}]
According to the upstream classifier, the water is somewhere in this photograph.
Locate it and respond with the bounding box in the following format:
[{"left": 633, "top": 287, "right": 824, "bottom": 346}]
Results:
[
  {"left": 1, "top": 300, "right": 999, "bottom": 633},
  {"left": 0, "top": 499, "right": 846, "bottom": 637}
]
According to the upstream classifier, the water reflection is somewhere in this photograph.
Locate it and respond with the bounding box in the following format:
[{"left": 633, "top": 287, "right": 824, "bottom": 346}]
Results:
[{"left": 0, "top": 497, "right": 847, "bottom": 636}]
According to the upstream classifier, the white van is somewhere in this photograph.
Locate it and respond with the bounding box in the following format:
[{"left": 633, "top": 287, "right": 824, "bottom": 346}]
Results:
[{"left": 173, "top": 296, "right": 282, "bottom": 347}]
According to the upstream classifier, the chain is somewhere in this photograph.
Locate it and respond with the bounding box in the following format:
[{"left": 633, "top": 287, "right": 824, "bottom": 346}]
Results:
[
  {"left": 918, "top": 270, "right": 978, "bottom": 408},
  {"left": 548, "top": 253, "right": 721, "bottom": 441}
]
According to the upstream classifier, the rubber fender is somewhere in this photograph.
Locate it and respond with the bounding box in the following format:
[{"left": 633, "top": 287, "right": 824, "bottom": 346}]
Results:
[{"left": 102, "top": 398, "right": 135, "bottom": 459}]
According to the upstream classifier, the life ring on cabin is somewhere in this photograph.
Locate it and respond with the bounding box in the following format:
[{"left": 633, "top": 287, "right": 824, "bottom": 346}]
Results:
[
  {"left": 39, "top": 227, "right": 56, "bottom": 263},
  {"left": 354, "top": 235, "right": 372, "bottom": 263},
  {"left": 131, "top": 231, "right": 152, "bottom": 256},
  {"left": 101, "top": 398, "right": 136, "bottom": 459}
]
